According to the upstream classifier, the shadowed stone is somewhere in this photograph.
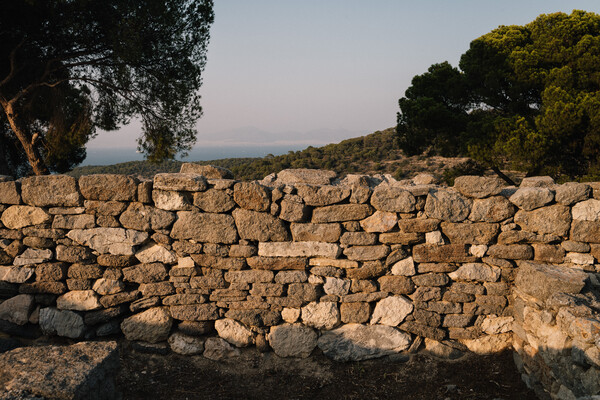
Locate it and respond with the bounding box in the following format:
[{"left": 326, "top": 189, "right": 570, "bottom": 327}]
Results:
[
  {"left": 0, "top": 294, "right": 34, "bottom": 325},
  {"left": 515, "top": 261, "right": 587, "bottom": 300},
  {"left": 39, "top": 307, "right": 85, "bottom": 338},
  {"left": 121, "top": 307, "right": 173, "bottom": 343},
  {"left": 268, "top": 324, "right": 317, "bottom": 358},
  {"left": 555, "top": 182, "right": 591, "bottom": 205},
  {"left": 0, "top": 181, "right": 21, "bottom": 204}
]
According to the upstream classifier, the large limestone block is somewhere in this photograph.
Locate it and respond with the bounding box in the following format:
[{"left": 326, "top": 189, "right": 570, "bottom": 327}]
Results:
[
  {"left": 259, "top": 242, "right": 341, "bottom": 258},
  {"left": 572, "top": 199, "right": 600, "bottom": 221},
  {"left": 39, "top": 307, "right": 86, "bottom": 338},
  {"left": 275, "top": 168, "right": 336, "bottom": 185},
  {"left": 454, "top": 176, "right": 504, "bottom": 199},
  {"left": 440, "top": 222, "right": 499, "bottom": 245},
  {"left": 515, "top": 261, "right": 587, "bottom": 300},
  {"left": 193, "top": 189, "right": 236, "bottom": 213},
  {"left": 1, "top": 205, "right": 51, "bottom": 229},
  {"left": 57, "top": 290, "right": 102, "bottom": 311},
  {"left": 67, "top": 228, "right": 148, "bottom": 255},
  {"left": 13, "top": 248, "right": 53, "bottom": 266},
  {"left": 268, "top": 324, "right": 318, "bottom": 358},
  {"left": 0, "top": 341, "right": 119, "bottom": 400},
  {"left": 119, "top": 202, "right": 175, "bottom": 231},
  {"left": 371, "top": 296, "right": 413, "bottom": 326},
  {"left": 152, "top": 189, "right": 192, "bottom": 211},
  {"left": 555, "top": 182, "right": 591, "bottom": 205},
  {"left": 153, "top": 173, "right": 208, "bottom": 192},
  {"left": 0, "top": 294, "right": 34, "bottom": 325},
  {"left": 370, "top": 186, "right": 416, "bottom": 212},
  {"left": 301, "top": 301, "right": 340, "bottom": 330},
  {"left": 360, "top": 211, "right": 398, "bottom": 233},
  {"left": 296, "top": 184, "right": 351, "bottom": 206},
  {"left": 232, "top": 209, "right": 289, "bottom": 242},
  {"left": 215, "top": 318, "right": 253, "bottom": 347},
  {"left": 469, "top": 196, "right": 516, "bottom": 222},
  {"left": 0, "top": 181, "right": 21, "bottom": 204},
  {"left": 448, "top": 263, "right": 500, "bottom": 282},
  {"left": 21, "top": 175, "right": 80, "bottom": 207},
  {"left": 290, "top": 223, "right": 341, "bottom": 242},
  {"left": 135, "top": 244, "right": 177, "bottom": 264},
  {"left": 312, "top": 204, "right": 374, "bottom": 223},
  {"left": 424, "top": 189, "right": 471, "bottom": 222},
  {"left": 514, "top": 204, "right": 571, "bottom": 236},
  {"left": 180, "top": 163, "right": 234, "bottom": 179},
  {"left": 233, "top": 182, "right": 271, "bottom": 211},
  {"left": 318, "top": 324, "right": 411, "bottom": 361},
  {"left": 171, "top": 211, "right": 238, "bottom": 244},
  {"left": 121, "top": 307, "right": 173, "bottom": 343},
  {"left": 79, "top": 174, "right": 138, "bottom": 201},
  {"left": 509, "top": 187, "right": 554, "bottom": 210}
]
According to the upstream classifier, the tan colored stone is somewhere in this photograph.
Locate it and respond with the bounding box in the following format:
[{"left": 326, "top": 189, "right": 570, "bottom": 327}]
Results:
[
  {"left": 154, "top": 172, "right": 209, "bottom": 191},
  {"left": 378, "top": 275, "right": 414, "bottom": 294},
  {"left": 425, "top": 189, "right": 471, "bottom": 222},
  {"left": 233, "top": 182, "right": 270, "bottom": 211},
  {"left": 440, "top": 222, "right": 499, "bottom": 245},
  {"left": 370, "top": 186, "right": 416, "bottom": 212},
  {"left": 247, "top": 257, "right": 307, "bottom": 271},
  {"left": 509, "top": 187, "right": 554, "bottom": 210},
  {"left": 570, "top": 220, "right": 600, "bottom": 243},
  {"left": 312, "top": 204, "right": 374, "bottom": 223},
  {"left": 379, "top": 232, "right": 423, "bottom": 245},
  {"left": 0, "top": 181, "right": 20, "bottom": 204},
  {"left": 268, "top": 323, "right": 318, "bottom": 358},
  {"left": 79, "top": 174, "right": 137, "bottom": 201},
  {"left": 275, "top": 169, "right": 336, "bottom": 185},
  {"left": 413, "top": 244, "right": 477, "bottom": 263},
  {"left": 67, "top": 228, "right": 148, "bottom": 255},
  {"left": 397, "top": 218, "right": 440, "bottom": 233},
  {"left": 121, "top": 307, "right": 173, "bottom": 342},
  {"left": 448, "top": 263, "right": 500, "bottom": 282},
  {"left": 180, "top": 163, "right": 233, "bottom": 179},
  {"left": 555, "top": 182, "right": 591, "bottom": 205},
  {"left": 454, "top": 176, "right": 504, "bottom": 198},
  {"left": 487, "top": 244, "right": 533, "bottom": 260},
  {"left": 290, "top": 223, "right": 341, "bottom": 242},
  {"left": 360, "top": 211, "right": 398, "bottom": 233},
  {"left": 514, "top": 204, "right": 571, "bottom": 237},
  {"left": 258, "top": 242, "right": 341, "bottom": 258},
  {"left": 296, "top": 184, "right": 351, "bottom": 206},
  {"left": 301, "top": 301, "right": 340, "bottom": 330},
  {"left": 232, "top": 209, "right": 289, "bottom": 242},
  {"left": 343, "top": 245, "right": 389, "bottom": 261},
  {"left": 56, "top": 290, "right": 102, "bottom": 311},
  {"left": 21, "top": 175, "right": 80, "bottom": 207},
  {"left": 119, "top": 203, "right": 175, "bottom": 231},
  {"left": 371, "top": 295, "right": 413, "bottom": 326},
  {"left": 193, "top": 189, "right": 235, "bottom": 213},
  {"left": 1, "top": 205, "right": 51, "bottom": 229},
  {"left": 171, "top": 211, "right": 238, "bottom": 244},
  {"left": 532, "top": 244, "right": 565, "bottom": 263}
]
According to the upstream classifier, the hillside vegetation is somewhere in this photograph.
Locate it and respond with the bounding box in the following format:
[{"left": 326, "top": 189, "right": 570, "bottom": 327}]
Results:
[{"left": 68, "top": 128, "right": 472, "bottom": 181}]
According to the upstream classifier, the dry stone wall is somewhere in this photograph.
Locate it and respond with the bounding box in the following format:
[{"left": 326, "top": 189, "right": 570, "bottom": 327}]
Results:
[{"left": 0, "top": 167, "right": 598, "bottom": 398}]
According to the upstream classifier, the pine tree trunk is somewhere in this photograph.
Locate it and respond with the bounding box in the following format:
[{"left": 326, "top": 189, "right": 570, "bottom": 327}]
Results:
[{"left": 2, "top": 102, "right": 48, "bottom": 175}]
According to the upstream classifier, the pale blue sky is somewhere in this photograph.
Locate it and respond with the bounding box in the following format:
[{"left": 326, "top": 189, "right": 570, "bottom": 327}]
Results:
[{"left": 88, "top": 1, "right": 600, "bottom": 154}]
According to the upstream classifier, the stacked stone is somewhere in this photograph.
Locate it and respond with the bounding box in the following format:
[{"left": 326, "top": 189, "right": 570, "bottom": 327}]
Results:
[{"left": 0, "top": 167, "right": 597, "bottom": 382}]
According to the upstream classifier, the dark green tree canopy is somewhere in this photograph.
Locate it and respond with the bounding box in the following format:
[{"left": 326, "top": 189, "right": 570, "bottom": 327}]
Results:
[
  {"left": 0, "top": 0, "right": 214, "bottom": 176},
  {"left": 397, "top": 10, "right": 600, "bottom": 180}
]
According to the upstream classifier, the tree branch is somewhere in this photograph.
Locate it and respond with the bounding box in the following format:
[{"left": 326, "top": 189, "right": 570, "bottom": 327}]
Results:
[{"left": 0, "top": 37, "right": 26, "bottom": 88}]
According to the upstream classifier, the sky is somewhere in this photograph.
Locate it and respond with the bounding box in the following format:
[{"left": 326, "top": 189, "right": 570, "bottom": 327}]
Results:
[{"left": 85, "top": 1, "right": 600, "bottom": 163}]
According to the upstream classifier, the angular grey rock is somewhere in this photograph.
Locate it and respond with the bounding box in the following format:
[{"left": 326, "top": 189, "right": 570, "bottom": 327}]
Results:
[
  {"left": 203, "top": 337, "right": 240, "bottom": 360},
  {"left": 67, "top": 228, "right": 149, "bottom": 255},
  {"left": 119, "top": 202, "right": 176, "bottom": 231},
  {"left": 301, "top": 301, "right": 340, "bottom": 330},
  {"left": 1, "top": 205, "right": 51, "bottom": 229},
  {"left": 268, "top": 323, "right": 318, "bottom": 358},
  {"left": 171, "top": 211, "right": 238, "bottom": 244},
  {"left": 469, "top": 196, "right": 517, "bottom": 223},
  {"left": 258, "top": 242, "right": 341, "bottom": 258},
  {"left": 0, "top": 266, "right": 34, "bottom": 283},
  {"left": 555, "top": 182, "right": 591, "bottom": 205},
  {"left": 318, "top": 324, "right": 411, "bottom": 361},
  {"left": 79, "top": 174, "right": 138, "bottom": 201},
  {"left": 214, "top": 318, "right": 253, "bottom": 347},
  {"left": 515, "top": 261, "right": 588, "bottom": 300},
  {"left": 448, "top": 263, "right": 500, "bottom": 282},
  {"left": 0, "top": 341, "right": 119, "bottom": 400},
  {"left": 180, "top": 163, "right": 234, "bottom": 179},
  {"left": 275, "top": 168, "right": 337, "bottom": 185},
  {"left": 0, "top": 181, "right": 21, "bottom": 205},
  {"left": 154, "top": 173, "right": 208, "bottom": 191},
  {"left": 0, "top": 294, "right": 34, "bottom": 325},
  {"left": 13, "top": 248, "right": 53, "bottom": 266},
  {"left": 371, "top": 296, "right": 413, "bottom": 326},
  {"left": 454, "top": 176, "right": 504, "bottom": 199},
  {"left": 233, "top": 181, "right": 271, "bottom": 211},
  {"left": 370, "top": 186, "right": 416, "bottom": 212},
  {"left": 168, "top": 332, "right": 205, "bottom": 355},
  {"left": 572, "top": 199, "right": 600, "bottom": 221},
  {"left": 509, "top": 187, "right": 554, "bottom": 210},
  {"left": 57, "top": 290, "right": 102, "bottom": 311},
  {"left": 21, "top": 175, "right": 80, "bottom": 207},
  {"left": 39, "top": 307, "right": 86, "bottom": 338},
  {"left": 92, "top": 278, "right": 125, "bottom": 295},
  {"left": 425, "top": 189, "right": 471, "bottom": 222},
  {"left": 520, "top": 176, "right": 555, "bottom": 187},
  {"left": 323, "top": 277, "right": 351, "bottom": 296},
  {"left": 296, "top": 184, "right": 351, "bottom": 206},
  {"left": 360, "top": 211, "right": 398, "bottom": 233},
  {"left": 514, "top": 204, "right": 571, "bottom": 236},
  {"left": 193, "top": 189, "right": 236, "bottom": 213},
  {"left": 232, "top": 209, "right": 289, "bottom": 242},
  {"left": 121, "top": 307, "right": 173, "bottom": 343}
]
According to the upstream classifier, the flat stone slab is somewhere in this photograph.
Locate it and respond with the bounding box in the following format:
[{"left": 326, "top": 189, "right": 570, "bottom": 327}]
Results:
[
  {"left": 0, "top": 341, "right": 120, "bottom": 400},
  {"left": 515, "top": 261, "right": 588, "bottom": 300}
]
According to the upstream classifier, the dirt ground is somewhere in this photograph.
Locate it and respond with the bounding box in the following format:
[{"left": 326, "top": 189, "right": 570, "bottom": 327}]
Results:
[{"left": 117, "top": 342, "right": 538, "bottom": 400}]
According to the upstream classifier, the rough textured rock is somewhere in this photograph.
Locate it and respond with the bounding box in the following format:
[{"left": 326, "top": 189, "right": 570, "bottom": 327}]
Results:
[
  {"left": 119, "top": 203, "right": 175, "bottom": 231},
  {"left": 318, "top": 324, "right": 411, "bottom": 361},
  {"left": 391, "top": 257, "right": 416, "bottom": 276},
  {"left": 268, "top": 324, "right": 318, "bottom": 358},
  {"left": 193, "top": 189, "right": 236, "bottom": 213},
  {"left": 514, "top": 204, "right": 571, "bottom": 236},
  {"left": 469, "top": 196, "right": 516, "bottom": 223},
  {"left": 290, "top": 223, "right": 341, "bottom": 242},
  {"left": 425, "top": 189, "right": 471, "bottom": 222},
  {"left": 454, "top": 176, "right": 503, "bottom": 199},
  {"left": 371, "top": 295, "right": 413, "bottom": 326},
  {"left": 0, "top": 294, "right": 34, "bottom": 325},
  {"left": 123, "top": 263, "right": 168, "bottom": 283},
  {"left": 0, "top": 341, "right": 119, "bottom": 400},
  {"left": 13, "top": 248, "right": 53, "bottom": 266},
  {"left": 301, "top": 301, "right": 340, "bottom": 330},
  {"left": 360, "top": 211, "right": 398, "bottom": 233},
  {"left": 203, "top": 337, "right": 240, "bottom": 360},
  {"left": 172, "top": 211, "right": 238, "bottom": 244},
  {"left": 67, "top": 228, "right": 148, "bottom": 255},
  {"left": 296, "top": 184, "right": 351, "bottom": 206},
  {"left": 180, "top": 163, "right": 234, "bottom": 179},
  {"left": 21, "top": 175, "right": 80, "bottom": 207},
  {"left": 572, "top": 199, "right": 600, "bottom": 221},
  {"left": 555, "top": 182, "right": 591, "bottom": 205},
  {"left": 487, "top": 244, "right": 533, "bottom": 260},
  {"left": 135, "top": 244, "right": 177, "bottom": 264},
  {"left": 1, "top": 205, "right": 51, "bottom": 229},
  {"left": 397, "top": 218, "right": 440, "bottom": 233},
  {"left": 515, "top": 261, "right": 587, "bottom": 300},
  {"left": 0, "top": 266, "right": 34, "bottom": 283},
  {"left": 232, "top": 209, "right": 290, "bottom": 242},
  {"left": 370, "top": 186, "right": 416, "bottom": 212},
  {"left": 259, "top": 242, "right": 340, "bottom": 258},
  {"left": 520, "top": 176, "right": 555, "bottom": 188},
  {"left": 52, "top": 214, "right": 95, "bottom": 230},
  {"left": 39, "top": 307, "right": 86, "bottom": 338},
  {"left": 152, "top": 189, "right": 192, "bottom": 211},
  {"left": 461, "top": 332, "right": 512, "bottom": 354},
  {"left": 509, "top": 187, "right": 554, "bottom": 210},
  {"left": 440, "top": 222, "right": 499, "bottom": 245},
  {"left": 79, "top": 174, "right": 138, "bottom": 201},
  {"left": 312, "top": 204, "right": 374, "bottom": 223},
  {"left": 153, "top": 173, "right": 208, "bottom": 192},
  {"left": 0, "top": 181, "right": 20, "bottom": 205},
  {"left": 121, "top": 307, "right": 173, "bottom": 343},
  {"left": 570, "top": 220, "right": 600, "bottom": 243},
  {"left": 57, "top": 290, "right": 102, "bottom": 311},
  {"left": 275, "top": 169, "right": 336, "bottom": 185},
  {"left": 169, "top": 304, "right": 219, "bottom": 321},
  {"left": 413, "top": 244, "right": 477, "bottom": 263},
  {"left": 448, "top": 263, "right": 500, "bottom": 282},
  {"left": 233, "top": 182, "right": 271, "bottom": 211},
  {"left": 215, "top": 318, "right": 253, "bottom": 347}
]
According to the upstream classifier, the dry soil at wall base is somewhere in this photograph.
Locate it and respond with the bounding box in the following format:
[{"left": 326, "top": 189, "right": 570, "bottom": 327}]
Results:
[{"left": 116, "top": 341, "right": 537, "bottom": 400}]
